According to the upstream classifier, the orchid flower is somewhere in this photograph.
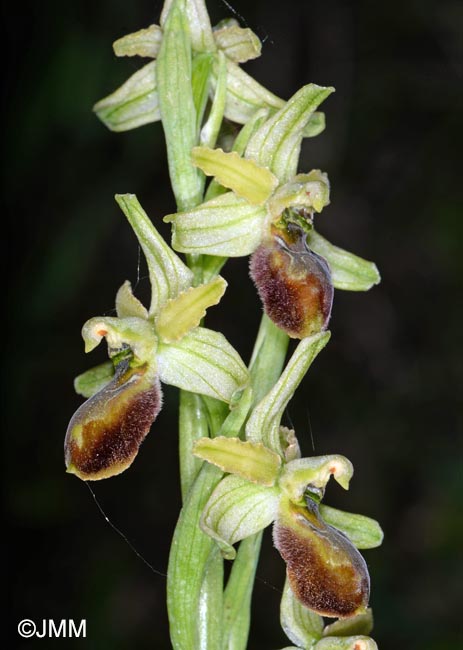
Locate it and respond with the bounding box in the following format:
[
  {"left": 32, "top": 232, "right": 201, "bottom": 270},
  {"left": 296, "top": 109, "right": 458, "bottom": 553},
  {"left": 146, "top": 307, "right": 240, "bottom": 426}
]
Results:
[{"left": 64, "top": 194, "right": 248, "bottom": 480}]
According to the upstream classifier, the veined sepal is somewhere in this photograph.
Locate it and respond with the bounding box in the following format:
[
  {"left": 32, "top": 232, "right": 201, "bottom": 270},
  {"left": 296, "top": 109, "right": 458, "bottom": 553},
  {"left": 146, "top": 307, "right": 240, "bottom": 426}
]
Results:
[
  {"left": 323, "top": 608, "right": 373, "bottom": 638},
  {"left": 156, "top": 326, "right": 249, "bottom": 403},
  {"left": 93, "top": 61, "right": 160, "bottom": 132},
  {"left": 246, "top": 333, "right": 331, "bottom": 453},
  {"left": 200, "top": 474, "right": 280, "bottom": 559},
  {"left": 280, "top": 577, "right": 324, "bottom": 649},
  {"left": 74, "top": 361, "right": 115, "bottom": 399},
  {"left": 319, "top": 506, "right": 384, "bottom": 550},
  {"left": 113, "top": 24, "right": 162, "bottom": 58},
  {"left": 245, "top": 84, "right": 335, "bottom": 182},
  {"left": 213, "top": 21, "right": 261, "bottom": 63},
  {"left": 307, "top": 231, "right": 380, "bottom": 292},
  {"left": 160, "top": 0, "right": 215, "bottom": 53},
  {"left": 115, "top": 194, "right": 193, "bottom": 315},
  {"left": 165, "top": 191, "right": 268, "bottom": 257}
]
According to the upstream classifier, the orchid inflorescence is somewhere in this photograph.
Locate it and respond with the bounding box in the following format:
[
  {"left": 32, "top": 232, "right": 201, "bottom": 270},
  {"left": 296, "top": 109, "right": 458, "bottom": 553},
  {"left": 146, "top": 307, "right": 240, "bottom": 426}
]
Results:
[{"left": 65, "top": 1, "right": 383, "bottom": 648}]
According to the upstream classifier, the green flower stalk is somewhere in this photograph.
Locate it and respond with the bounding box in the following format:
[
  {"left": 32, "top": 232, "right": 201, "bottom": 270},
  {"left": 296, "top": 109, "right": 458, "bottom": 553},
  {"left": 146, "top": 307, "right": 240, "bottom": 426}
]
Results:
[{"left": 65, "top": 0, "right": 384, "bottom": 647}]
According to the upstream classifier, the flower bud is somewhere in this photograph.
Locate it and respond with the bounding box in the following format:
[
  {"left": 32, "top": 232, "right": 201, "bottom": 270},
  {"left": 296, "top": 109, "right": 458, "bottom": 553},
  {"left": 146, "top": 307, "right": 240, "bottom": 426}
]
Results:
[
  {"left": 273, "top": 495, "right": 370, "bottom": 618},
  {"left": 250, "top": 225, "right": 333, "bottom": 338},
  {"left": 65, "top": 359, "right": 162, "bottom": 480}
]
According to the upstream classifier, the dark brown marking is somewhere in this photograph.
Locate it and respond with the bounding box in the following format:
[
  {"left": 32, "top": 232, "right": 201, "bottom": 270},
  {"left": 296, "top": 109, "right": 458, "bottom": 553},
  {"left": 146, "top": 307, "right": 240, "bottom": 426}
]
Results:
[
  {"left": 273, "top": 500, "right": 370, "bottom": 618},
  {"left": 250, "top": 226, "right": 333, "bottom": 339},
  {"left": 65, "top": 359, "right": 162, "bottom": 480}
]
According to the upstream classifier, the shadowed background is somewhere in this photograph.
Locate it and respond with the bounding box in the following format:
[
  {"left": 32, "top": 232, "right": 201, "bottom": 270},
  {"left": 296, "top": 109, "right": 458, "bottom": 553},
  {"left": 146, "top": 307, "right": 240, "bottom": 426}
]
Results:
[{"left": 5, "top": 0, "right": 462, "bottom": 648}]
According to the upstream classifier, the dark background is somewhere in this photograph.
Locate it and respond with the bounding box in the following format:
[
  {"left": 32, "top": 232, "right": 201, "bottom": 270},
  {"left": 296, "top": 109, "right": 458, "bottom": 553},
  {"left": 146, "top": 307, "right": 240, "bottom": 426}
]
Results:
[{"left": 5, "top": 0, "right": 462, "bottom": 648}]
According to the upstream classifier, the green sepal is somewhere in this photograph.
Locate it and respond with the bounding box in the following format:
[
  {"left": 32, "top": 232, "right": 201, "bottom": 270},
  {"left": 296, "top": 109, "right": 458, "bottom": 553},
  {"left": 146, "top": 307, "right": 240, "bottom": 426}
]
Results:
[
  {"left": 246, "top": 333, "right": 331, "bottom": 454},
  {"left": 314, "top": 636, "right": 378, "bottom": 650},
  {"left": 269, "top": 171, "right": 330, "bottom": 218},
  {"left": 307, "top": 231, "right": 380, "bottom": 291},
  {"left": 211, "top": 58, "right": 282, "bottom": 124},
  {"left": 157, "top": 0, "right": 202, "bottom": 210},
  {"left": 161, "top": 0, "right": 215, "bottom": 53},
  {"left": 209, "top": 57, "right": 326, "bottom": 137},
  {"left": 115, "top": 281, "right": 149, "bottom": 319},
  {"left": 156, "top": 326, "right": 249, "bottom": 403},
  {"left": 323, "top": 609, "right": 373, "bottom": 638},
  {"left": 192, "top": 146, "right": 279, "bottom": 205},
  {"left": 115, "top": 194, "right": 193, "bottom": 316},
  {"left": 155, "top": 276, "right": 227, "bottom": 342},
  {"left": 280, "top": 578, "right": 323, "bottom": 649},
  {"left": 193, "top": 436, "right": 281, "bottom": 486},
  {"left": 113, "top": 24, "right": 162, "bottom": 58},
  {"left": 74, "top": 361, "right": 115, "bottom": 399},
  {"left": 246, "top": 84, "right": 335, "bottom": 182},
  {"left": 279, "top": 456, "right": 353, "bottom": 505},
  {"left": 81, "top": 316, "right": 157, "bottom": 366},
  {"left": 213, "top": 23, "right": 261, "bottom": 63},
  {"left": 319, "top": 505, "right": 384, "bottom": 550},
  {"left": 165, "top": 191, "right": 268, "bottom": 257},
  {"left": 200, "top": 474, "right": 279, "bottom": 559},
  {"left": 93, "top": 61, "right": 160, "bottom": 132}
]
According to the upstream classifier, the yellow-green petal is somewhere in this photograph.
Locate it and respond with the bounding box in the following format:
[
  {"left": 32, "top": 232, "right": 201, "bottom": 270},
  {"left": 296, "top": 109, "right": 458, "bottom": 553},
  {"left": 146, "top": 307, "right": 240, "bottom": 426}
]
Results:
[
  {"left": 193, "top": 436, "right": 281, "bottom": 486},
  {"left": 156, "top": 276, "right": 227, "bottom": 342},
  {"left": 192, "top": 146, "right": 279, "bottom": 205}
]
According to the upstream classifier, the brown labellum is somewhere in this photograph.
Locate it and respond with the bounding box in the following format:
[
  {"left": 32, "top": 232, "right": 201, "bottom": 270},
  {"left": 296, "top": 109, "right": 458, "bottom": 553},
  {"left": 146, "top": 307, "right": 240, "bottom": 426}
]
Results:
[
  {"left": 250, "top": 225, "right": 333, "bottom": 338},
  {"left": 273, "top": 496, "right": 370, "bottom": 618},
  {"left": 64, "top": 359, "right": 162, "bottom": 480}
]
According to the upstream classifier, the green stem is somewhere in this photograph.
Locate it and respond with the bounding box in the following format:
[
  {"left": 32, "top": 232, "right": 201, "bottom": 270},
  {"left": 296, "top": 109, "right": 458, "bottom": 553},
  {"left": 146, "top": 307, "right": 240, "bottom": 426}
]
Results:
[{"left": 221, "top": 315, "right": 289, "bottom": 650}]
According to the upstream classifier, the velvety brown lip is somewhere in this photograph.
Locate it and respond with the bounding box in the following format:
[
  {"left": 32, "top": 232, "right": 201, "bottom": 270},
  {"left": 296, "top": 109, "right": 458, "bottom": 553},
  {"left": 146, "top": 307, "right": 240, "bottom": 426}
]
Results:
[
  {"left": 273, "top": 500, "right": 370, "bottom": 618},
  {"left": 250, "top": 226, "right": 333, "bottom": 339},
  {"left": 65, "top": 359, "right": 162, "bottom": 480}
]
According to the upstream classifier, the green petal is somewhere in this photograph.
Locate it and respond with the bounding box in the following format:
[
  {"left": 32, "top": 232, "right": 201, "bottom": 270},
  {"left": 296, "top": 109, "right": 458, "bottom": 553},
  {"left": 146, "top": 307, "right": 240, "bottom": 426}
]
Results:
[
  {"left": 161, "top": 0, "right": 215, "bottom": 53},
  {"left": 115, "top": 194, "right": 193, "bottom": 316},
  {"left": 74, "top": 361, "right": 115, "bottom": 399},
  {"left": 193, "top": 437, "right": 281, "bottom": 486},
  {"left": 165, "top": 191, "right": 268, "bottom": 256},
  {"left": 280, "top": 578, "right": 323, "bottom": 648},
  {"left": 279, "top": 456, "right": 353, "bottom": 505},
  {"left": 115, "top": 281, "right": 149, "bottom": 319},
  {"left": 314, "top": 636, "right": 378, "bottom": 650},
  {"left": 307, "top": 231, "right": 380, "bottom": 291},
  {"left": 156, "top": 276, "right": 227, "bottom": 342},
  {"left": 192, "top": 146, "right": 279, "bottom": 205},
  {"left": 319, "top": 505, "right": 384, "bottom": 550},
  {"left": 323, "top": 609, "right": 373, "bottom": 638},
  {"left": 157, "top": 326, "right": 249, "bottom": 402},
  {"left": 200, "top": 474, "right": 280, "bottom": 559},
  {"left": 113, "top": 24, "right": 162, "bottom": 58},
  {"left": 246, "top": 333, "right": 331, "bottom": 453},
  {"left": 213, "top": 24, "right": 261, "bottom": 63},
  {"left": 246, "top": 84, "right": 335, "bottom": 182},
  {"left": 157, "top": 0, "right": 202, "bottom": 210},
  {"left": 93, "top": 62, "right": 160, "bottom": 132}
]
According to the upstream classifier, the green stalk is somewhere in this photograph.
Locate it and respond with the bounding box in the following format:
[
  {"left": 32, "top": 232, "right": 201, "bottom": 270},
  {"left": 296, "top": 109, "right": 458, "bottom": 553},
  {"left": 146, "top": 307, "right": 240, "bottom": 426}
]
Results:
[{"left": 222, "top": 315, "right": 289, "bottom": 650}]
